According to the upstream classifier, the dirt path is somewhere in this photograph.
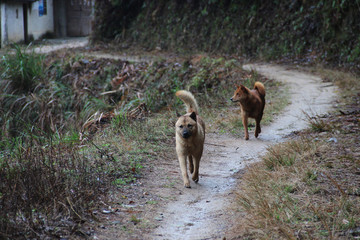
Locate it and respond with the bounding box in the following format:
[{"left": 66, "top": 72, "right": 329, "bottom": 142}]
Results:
[
  {"left": 150, "top": 64, "right": 337, "bottom": 239},
  {"left": 32, "top": 37, "right": 89, "bottom": 54}
]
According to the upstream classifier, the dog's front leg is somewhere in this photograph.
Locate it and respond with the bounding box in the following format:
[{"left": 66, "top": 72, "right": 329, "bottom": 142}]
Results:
[
  {"left": 192, "top": 156, "right": 200, "bottom": 183},
  {"left": 242, "top": 112, "right": 249, "bottom": 140},
  {"left": 179, "top": 155, "right": 191, "bottom": 188},
  {"left": 188, "top": 156, "right": 194, "bottom": 174}
]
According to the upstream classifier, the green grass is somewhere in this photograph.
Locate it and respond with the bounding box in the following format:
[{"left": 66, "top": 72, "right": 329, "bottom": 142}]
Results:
[{"left": 1, "top": 44, "right": 44, "bottom": 92}]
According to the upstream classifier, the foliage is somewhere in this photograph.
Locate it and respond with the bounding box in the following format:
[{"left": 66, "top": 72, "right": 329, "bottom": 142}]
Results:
[
  {"left": 93, "top": 0, "right": 360, "bottom": 68},
  {"left": 91, "top": 0, "right": 144, "bottom": 41}
]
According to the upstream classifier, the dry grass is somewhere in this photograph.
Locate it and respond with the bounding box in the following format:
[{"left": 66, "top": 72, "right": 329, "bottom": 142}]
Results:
[
  {"left": 234, "top": 68, "right": 360, "bottom": 239},
  {"left": 0, "top": 134, "right": 114, "bottom": 238},
  {"left": 237, "top": 134, "right": 360, "bottom": 239}
]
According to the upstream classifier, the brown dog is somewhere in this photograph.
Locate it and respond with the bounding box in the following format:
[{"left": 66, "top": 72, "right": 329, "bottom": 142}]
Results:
[
  {"left": 175, "top": 90, "right": 205, "bottom": 188},
  {"left": 230, "top": 82, "right": 265, "bottom": 140}
]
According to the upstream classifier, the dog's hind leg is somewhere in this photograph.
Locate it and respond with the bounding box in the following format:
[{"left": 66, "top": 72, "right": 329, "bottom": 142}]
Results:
[
  {"left": 179, "top": 156, "right": 191, "bottom": 188},
  {"left": 255, "top": 117, "right": 261, "bottom": 138},
  {"left": 188, "top": 156, "right": 194, "bottom": 174},
  {"left": 192, "top": 157, "right": 200, "bottom": 183}
]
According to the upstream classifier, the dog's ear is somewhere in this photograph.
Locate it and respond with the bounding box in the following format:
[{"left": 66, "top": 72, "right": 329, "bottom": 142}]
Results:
[
  {"left": 235, "top": 84, "right": 241, "bottom": 89},
  {"left": 190, "top": 112, "right": 197, "bottom": 122},
  {"left": 240, "top": 84, "right": 248, "bottom": 93}
]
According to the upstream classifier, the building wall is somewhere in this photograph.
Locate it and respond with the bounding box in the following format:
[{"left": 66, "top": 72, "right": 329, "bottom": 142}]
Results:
[
  {"left": 1, "top": 3, "right": 25, "bottom": 46},
  {"left": 1, "top": 0, "right": 92, "bottom": 47},
  {"left": 27, "top": 0, "right": 54, "bottom": 39},
  {"left": 0, "top": 4, "right": 6, "bottom": 47},
  {"left": 0, "top": 0, "right": 55, "bottom": 47}
]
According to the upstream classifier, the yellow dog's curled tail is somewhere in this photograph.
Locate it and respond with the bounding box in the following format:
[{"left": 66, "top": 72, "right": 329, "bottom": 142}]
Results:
[{"left": 176, "top": 90, "right": 199, "bottom": 114}]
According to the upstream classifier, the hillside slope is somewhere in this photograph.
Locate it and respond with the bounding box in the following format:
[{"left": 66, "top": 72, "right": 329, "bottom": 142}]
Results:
[{"left": 93, "top": 0, "right": 360, "bottom": 68}]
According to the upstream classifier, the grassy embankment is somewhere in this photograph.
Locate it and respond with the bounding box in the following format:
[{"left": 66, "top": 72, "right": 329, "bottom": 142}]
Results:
[{"left": 93, "top": 0, "right": 360, "bottom": 69}]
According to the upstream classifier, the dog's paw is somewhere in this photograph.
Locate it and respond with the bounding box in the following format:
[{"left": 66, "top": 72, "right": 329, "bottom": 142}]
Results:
[
  {"left": 255, "top": 129, "right": 261, "bottom": 138},
  {"left": 244, "top": 136, "right": 249, "bottom": 140},
  {"left": 184, "top": 183, "right": 191, "bottom": 188},
  {"left": 193, "top": 178, "right": 199, "bottom": 183}
]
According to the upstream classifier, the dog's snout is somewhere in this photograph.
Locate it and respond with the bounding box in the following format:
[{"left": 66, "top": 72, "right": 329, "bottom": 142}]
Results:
[
  {"left": 230, "top": 98, "right": 233, "bottom": 101},
  {"left": 182, "top": 130, "right": 190, "bottom": 139}
]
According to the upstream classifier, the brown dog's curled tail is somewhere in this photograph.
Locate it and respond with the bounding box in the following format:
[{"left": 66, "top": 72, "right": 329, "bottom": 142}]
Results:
[
  {"left": 176, "top": 90, "right": 199, "bottom": 114},
  {"left": 254, "top": 82, "right": 266, "bottom": 98}
]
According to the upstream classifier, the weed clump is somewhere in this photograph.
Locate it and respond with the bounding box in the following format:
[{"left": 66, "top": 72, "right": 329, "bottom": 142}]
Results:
[{"left": 1, "top": 45, "right": 44, "bottom": 92}]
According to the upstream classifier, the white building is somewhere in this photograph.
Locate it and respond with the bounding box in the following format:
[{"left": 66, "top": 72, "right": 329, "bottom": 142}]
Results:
[{"left": 0, "top": 0, "right": 94, "bottom": 47}]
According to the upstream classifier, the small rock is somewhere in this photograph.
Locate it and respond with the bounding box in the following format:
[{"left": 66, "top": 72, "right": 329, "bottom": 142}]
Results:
[
  {"left": 111, "top": 221, "right": 121, "bottom": 225},
  {"left": 81, "top": 59, "right": 90, "bottom": 64},
  {"left": 101, "top": 209, "right": 112, "bottom": 214},
  {"left": 327, "top": 137, "right": 337, "bottom": 143}
]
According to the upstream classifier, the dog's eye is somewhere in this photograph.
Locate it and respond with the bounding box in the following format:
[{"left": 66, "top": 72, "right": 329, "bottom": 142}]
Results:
[
  {"left": 179, "top": 125, "right": 183, "bottom": 129},
  {"left": 187, "top": 124, "right": 192, "bottom": 128}
]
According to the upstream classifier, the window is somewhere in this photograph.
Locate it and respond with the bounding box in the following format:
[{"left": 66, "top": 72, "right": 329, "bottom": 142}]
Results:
[{"left": 39, "top": 0, "right": 47, "bottom": 16}]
